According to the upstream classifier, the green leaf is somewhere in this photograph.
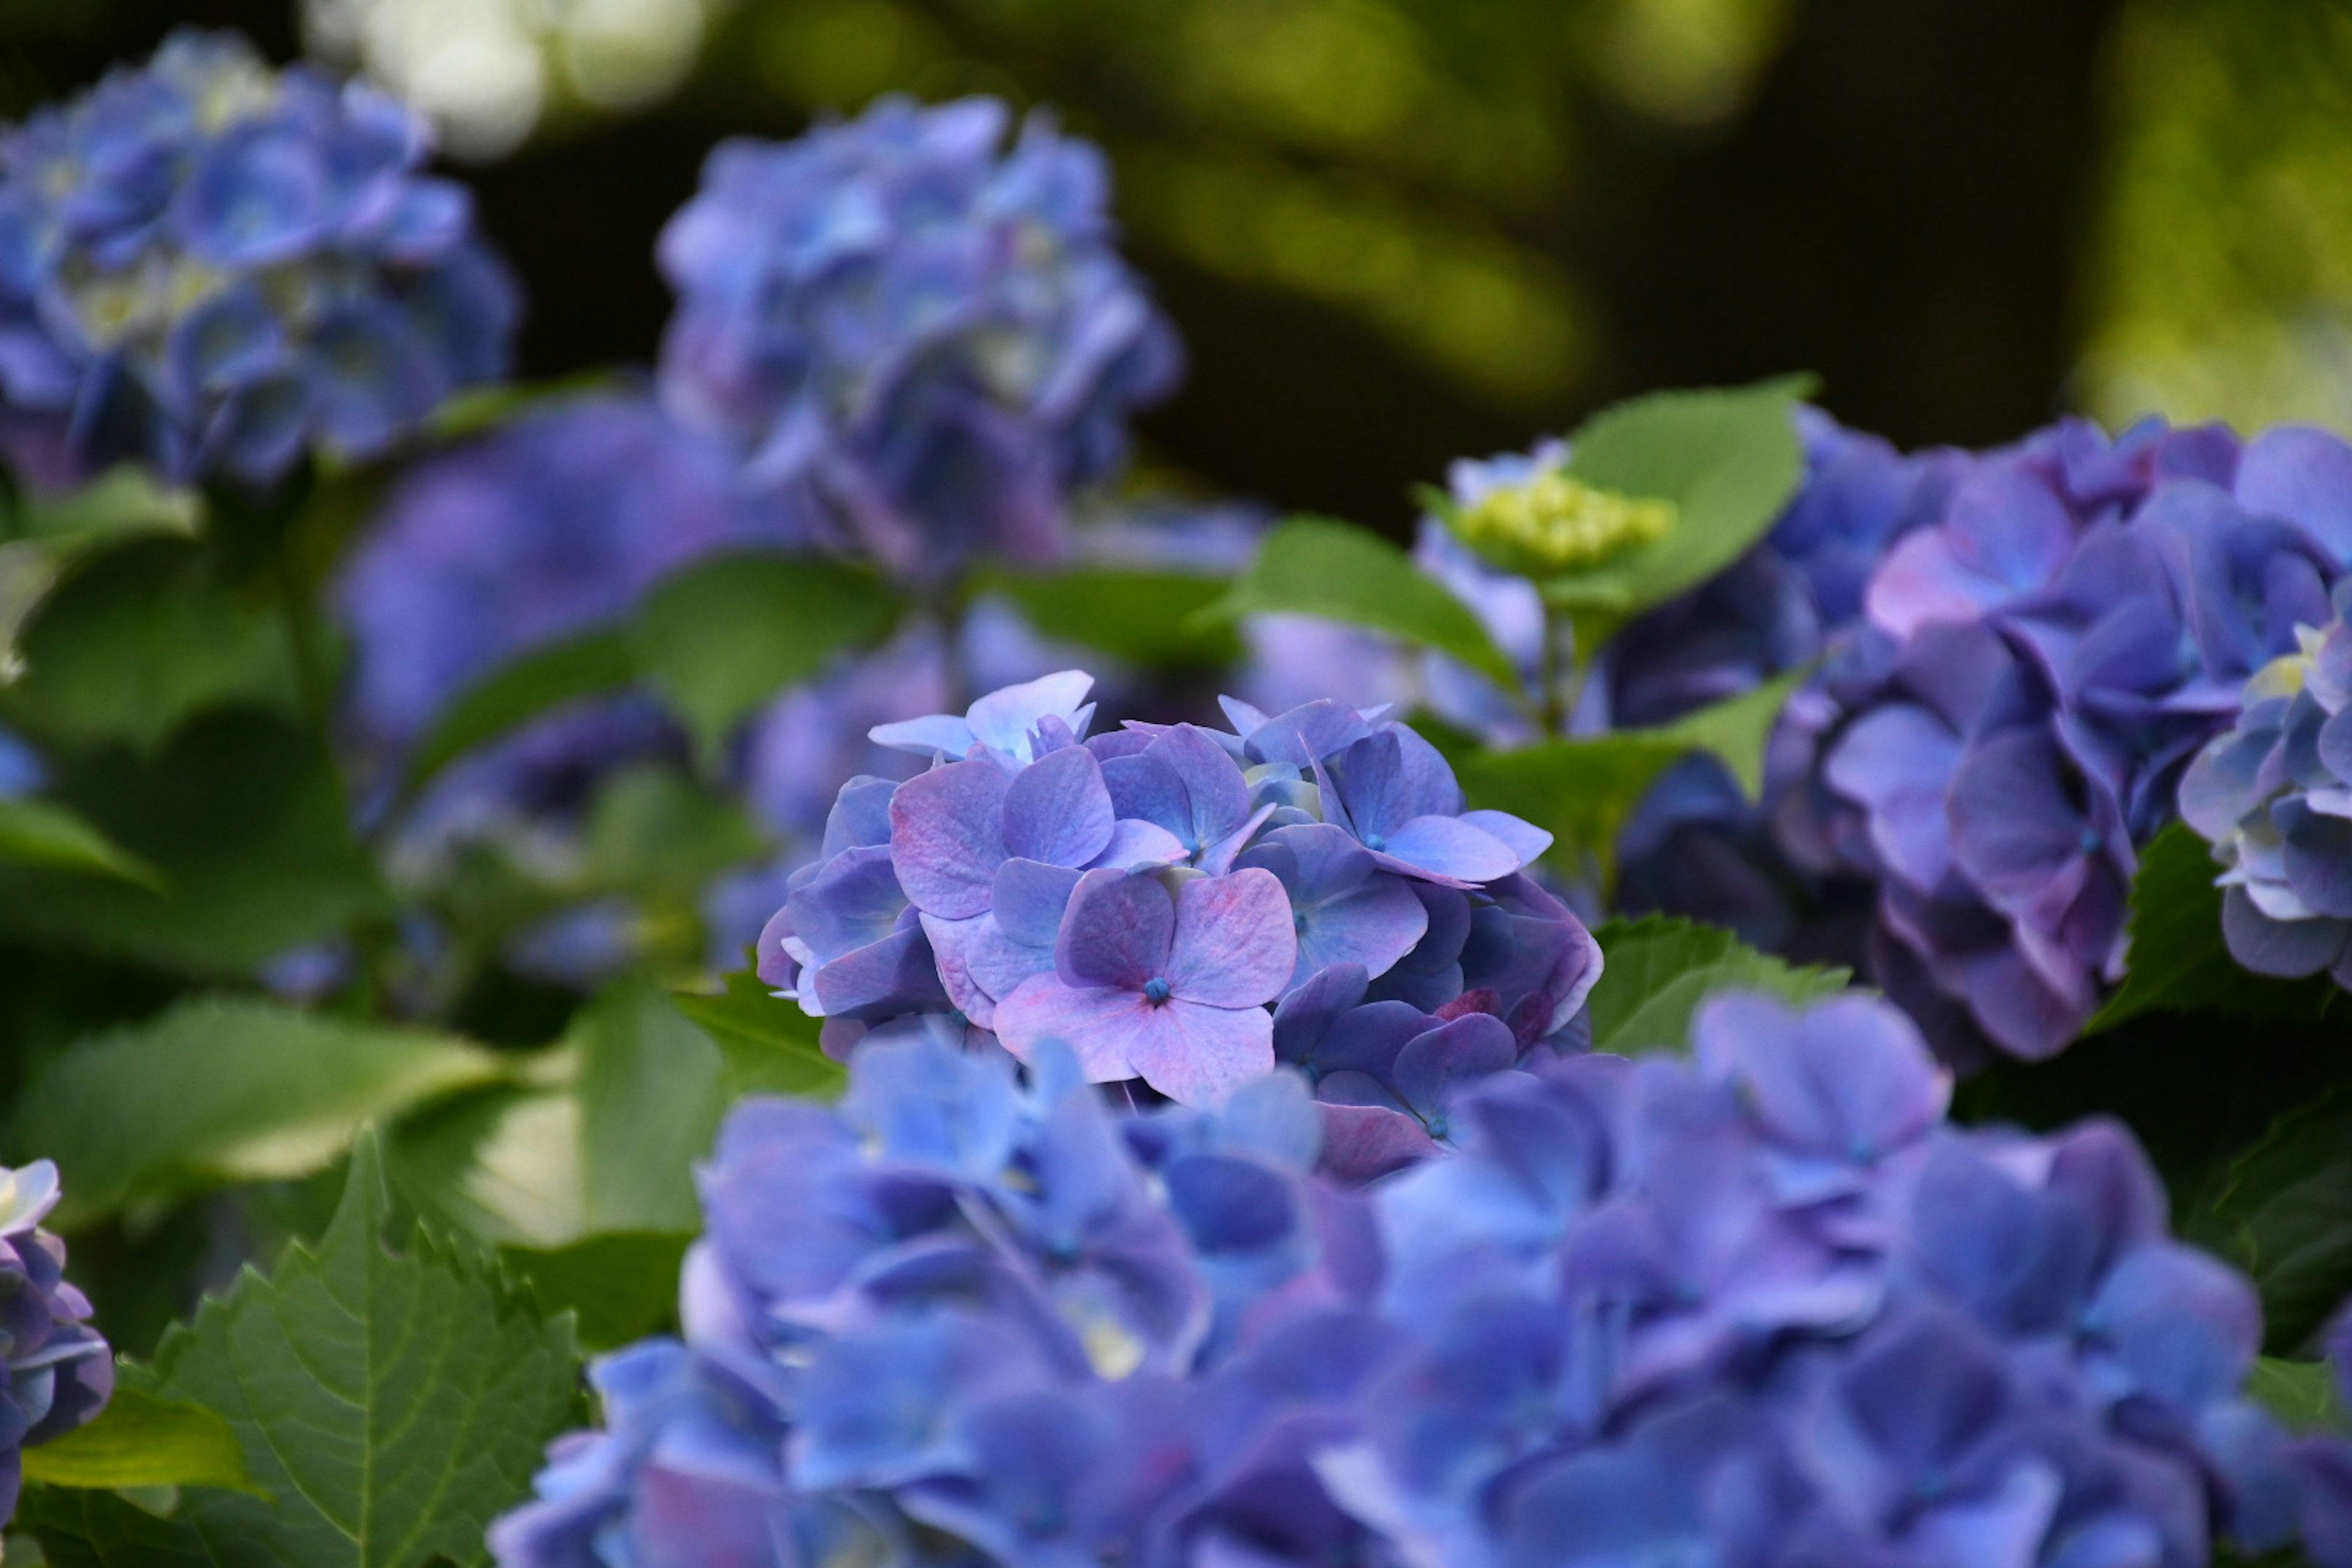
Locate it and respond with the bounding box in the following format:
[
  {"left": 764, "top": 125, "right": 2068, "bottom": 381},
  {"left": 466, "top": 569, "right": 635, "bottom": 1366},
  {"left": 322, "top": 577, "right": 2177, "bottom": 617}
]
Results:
[
  {"left": 1458, "top": 733, "right": 1691, "bottom": 884},
  {"left": 2248, "top": 1357, "right": 2347, "bottom": 1432},
  {"left": 1585, "top": 914, "right": 1853, "bottom": 1055},
  {"left": 388, "top": 984, "right": 725, "bottom": 1250},
  {"left": 1196, "top": 516, "right": 1520, "bottom": 688},
  {"left": 134, "top": 1132, "right": 577, "bottom": 1568},
  {"left": 20, "top": 1387, "right": 257, "bottom": 1495},
  {"left": 1651, "top": 664, "right": 1810, "bottom": 799},
  {"left": 2216, "top": 1082, "right": 2352, "bottom": 1354},
  {"left": 630, "top": 553, "right": 900, "bottom": 760},
  {"left": 0, "top": 469, "right": 199, "bottom": 684},
  {"left": 0, "top": 714, "right": 391, "bottom": 975},
  {"left": 18, "top": 1484, "right": 219, "bottom": 1568},
  {"left": 1544, "top": 376, "right": 1812, "bottom": 629},
  {"left": 8, "top": 542, "right": 298, "bottom": 754},
  {"left": 0, "top": 797, "right": 164, "bottom": 889},
  {"left": 582, "top": 766, "right": 767, "bottom": 903},
  {"left": 13, "top": 996, "right": 509, "bottom": 1232},
  {"left": 670, "top": 968, "right": 845, "bottom": 1100},
  {"left": 500, "top": 1231, "right": 690, "bottom": 1352},
  {"left": 2090, "top": 823, "right": 2341, "bottom": 1033},
  {"left": 978, "top": 565, "right": 1241, "bottom": 670},
  {"left": 404, "top": 630, "right": 637, "bottom": 791}
]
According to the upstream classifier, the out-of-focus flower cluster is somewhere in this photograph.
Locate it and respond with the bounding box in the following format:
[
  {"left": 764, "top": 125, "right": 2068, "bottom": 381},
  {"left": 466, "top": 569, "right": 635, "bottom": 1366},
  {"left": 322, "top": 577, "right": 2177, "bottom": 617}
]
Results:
[
  {"left": 0, "top": 30, "right": 515, "bottom": 486},
  {"left": 756, "top": 671, "right": 1597, "bottom": 1123},
  {"left": 1806, "top": 420, "right": 2352, "bottom": 1061},
  {"left": 656, "top": 96, "right": 1181, "bottom": 583},
  {"left": 493, "top": 989, "right": 2324, "bottom": 1568},
  {"left": 0, "top": 1161, "right": 112, "bottom": 1523},
  {"left": 2182, "top": 576, "right": 2352, "bottom": 986}
]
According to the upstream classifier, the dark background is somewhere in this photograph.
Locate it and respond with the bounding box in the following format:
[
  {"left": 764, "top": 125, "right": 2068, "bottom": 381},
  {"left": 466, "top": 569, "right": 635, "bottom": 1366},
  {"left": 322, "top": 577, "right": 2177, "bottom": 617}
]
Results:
[{"left": 2, "top": 0, "right": 2290, "bottom": 535}]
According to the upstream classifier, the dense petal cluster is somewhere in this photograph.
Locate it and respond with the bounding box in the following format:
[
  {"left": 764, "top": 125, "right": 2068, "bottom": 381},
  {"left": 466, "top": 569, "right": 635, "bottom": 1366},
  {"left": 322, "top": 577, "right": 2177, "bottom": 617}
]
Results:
[
  {"left": 2181, "top": 577, "right": 2352, "bottom": 985},
  {"left": 657, "top": 96, "right": 1180, "bottom": 582},
  {"left": 1810, "top": 419, "right": 2352, "bottom": 1059},
  {"left": 0, "top": 1161, "right": 113, "bottom": 1523},
  {"left": 755, "top": 671, "right": 1594, "bottom": 1112},
  {"left": 494, "top": 990, "right": 2316, "bottom": 1568},
  {"left": 0, "top": 31, "right": 515, "bottom": 485}
]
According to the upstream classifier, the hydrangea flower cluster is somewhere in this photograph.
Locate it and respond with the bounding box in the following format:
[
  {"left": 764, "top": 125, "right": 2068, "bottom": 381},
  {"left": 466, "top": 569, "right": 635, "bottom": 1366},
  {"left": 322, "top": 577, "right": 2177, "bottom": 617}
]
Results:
[
  {"left": 656, "top": 96, "right": 1181, "bottom": 582},
  {"left": 0, "top": 1161, "right": 112, "bottom": 1523},
  {"left": 756, "top": 671, "right": 1598, "bottom": 1119},
  {"left": 0, "top": 31, "right": 516, "bottom": 486},
  {"left": 2180, "top": 576, "right": 2352, "bottom": 986},
  {"left": 493, "top": 990, "right": 2318, "bottom": 1568},
  {"left": 1807, "top": 419, "right": 2352, "bottom": 1060}
]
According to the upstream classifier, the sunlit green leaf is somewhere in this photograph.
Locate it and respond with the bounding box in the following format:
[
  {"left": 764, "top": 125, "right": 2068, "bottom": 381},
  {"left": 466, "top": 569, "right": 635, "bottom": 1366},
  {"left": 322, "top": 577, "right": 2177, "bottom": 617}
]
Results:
[
  {"left": 630, "top": 552, "right": 900, "bottom": 760},
  {"left": 1458, "top": 733, "right": 1689, "bottom": 884},
  {"left": 1651, "top": 664, "right": 1809, "bottom": 798},
  {"left": 671, "top": 968, "right": 846, "bottom": 1101},
  {"left": 1585, "top": 914, "right": 1852, "bottom": 1055},
  {"left": 13, "top": 996, "right": 508, "bottom": 1232},
  {"left": 20, "top": 1387, "right": 257, "bottom": 1496},
  {"left": 0, "top": 796, "right": 164, "bottom": 889},
  {"left": 2248, "top": 1357, "right": 2346, "bottom": 1433},
  {"left": 979, "top": 564, "right": 1241, "bottom": 669},
  {"left": 2090, "top": 824, "right": 2340, "bottom": 1034},
  {"left": 1196, "top": 516, "right": 1520, "bottom": 687}
]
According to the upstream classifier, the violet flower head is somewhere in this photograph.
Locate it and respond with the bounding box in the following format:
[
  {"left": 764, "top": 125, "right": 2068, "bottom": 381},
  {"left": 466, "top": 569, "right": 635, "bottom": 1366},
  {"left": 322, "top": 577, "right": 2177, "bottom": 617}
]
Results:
[
  {"left": 0, "top": 31, "right": 516, "bottom": 485},
  {"left": 656, "top": 96, "right": 1180, "bottom": 582},
  {"left": 0, "top": 1160, "right": 113, "bottom": 1524},
  {"left": 765, "top": 668, "right": 1586, "bottom": 1106},
  {"left": 2180, "top": 575, "right": 2352, "bottom": 987}
]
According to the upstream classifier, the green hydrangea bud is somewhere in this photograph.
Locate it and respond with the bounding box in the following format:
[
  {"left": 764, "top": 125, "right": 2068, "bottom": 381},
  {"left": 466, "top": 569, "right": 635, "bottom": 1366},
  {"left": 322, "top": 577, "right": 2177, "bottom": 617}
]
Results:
[{"left": 1448, "top": 465, "right": 1676, "bottom": 575}]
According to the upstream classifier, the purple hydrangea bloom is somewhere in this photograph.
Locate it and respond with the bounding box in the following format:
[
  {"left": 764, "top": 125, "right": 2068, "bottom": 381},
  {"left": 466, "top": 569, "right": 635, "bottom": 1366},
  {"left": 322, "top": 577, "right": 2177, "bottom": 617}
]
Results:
[
  {"left": 760, "top": 670, "right": 1591, "bottom": 1107},
  {"left": 0, "top": 1161, "right": 113, "bottom": 1524},
  {"left": 2180, "top": 576, "right": 2352, "bottom": 986},
  {"left": 0, "top": 31, "right": 516, "bottom": 485},
  {"left": 656, "top": 96, "right": 1180, "bottom": 582},
  {"left": 1814, "top": 417, "right": 2352, "bottom": 1060},
  {"left": 495, "top": 990, "right": 2324, "bottom": 1568}
]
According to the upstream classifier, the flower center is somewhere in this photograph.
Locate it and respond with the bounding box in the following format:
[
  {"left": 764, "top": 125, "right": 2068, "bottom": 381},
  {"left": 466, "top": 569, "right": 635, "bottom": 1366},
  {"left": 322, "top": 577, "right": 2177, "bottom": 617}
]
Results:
[
  {"left": 1142, "top": 976, "right": 1173, "bottom": 1005},
  {"left": 1363, "top": 831, "right": 1387, "bottom": 851},
  {"left": 2078, "top": 827, "right": 2103, "bottom": 854}
]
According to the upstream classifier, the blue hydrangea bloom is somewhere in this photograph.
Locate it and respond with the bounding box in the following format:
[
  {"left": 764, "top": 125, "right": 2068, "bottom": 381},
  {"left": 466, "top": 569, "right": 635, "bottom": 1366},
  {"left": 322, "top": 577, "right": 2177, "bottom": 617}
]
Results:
[
  {"left": 757, "top": 671, "right": 1594, "bottom": 1111},
  {"left": 0, "top": 725, "right": 46, "bottom": 799},
  {"left": 0, "top": 1161, "right": 112, "bottom": 1525},
  {"left": 1813, "top": 417, "right": 2352, "bottom": 1060},
  {"left": 656, "top": 96, "right": 1180, "bottom": 583},
  {"left": 494, "top": 990, "right": 2325, "bottom": 1568},
  {"left": 2180, "top": 576, "right": 2352, "bottom": 986},
  {"left": 0, "top": 31, "right": 516, "bottom": 486}
]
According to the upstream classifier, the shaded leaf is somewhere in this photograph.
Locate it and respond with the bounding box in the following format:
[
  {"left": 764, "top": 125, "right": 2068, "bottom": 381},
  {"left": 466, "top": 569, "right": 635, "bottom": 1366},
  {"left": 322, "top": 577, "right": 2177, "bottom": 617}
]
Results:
[
  {"left": 1458, "top": 733, "right": 1691, "bottom": 885},
  {"left": 1653, "top": 665, "right": 1809, "bottom": 798},
  {"left": 18, "top": 1484, "right": 217, "bottom": 1568},
  {"left": 582, "top": 766, "right": 766, "bottom": 903},
  {"left": 0, "top": 714, "right": 391, "bottom": 976},
  {"left": 404, "top": 630, "right": 636, "bottom": 791},
  {"left": 1586, "top": 914, "right": 1852, "bottom": 1055},
  {"left": 1544, "top": 376, "right": 1812, "bottom": 629},
  {"left": 2217, "top": 1082, "right": 2352, "bottom": 1354},
  {"left": 20, "top": 1387, "right": 256, "bottom": 1495},
  {"left": 979, "top": 565, "right": 1240, "bottom": 670},
  {"left": 13, "top": 996, "right": 508, "bottom": 1232},
  {"left": 670, "top": 968, "right": 845, "bottom": 1100},
  {"left": 1196, "top": 516, "right": 1520, "bottom": 687},
  {"left": 0, "top": 797, "right": 164, "bottom": 888},
  {"left": 135, "top": 1132, "right": 576, "bottom": 1568},
  {"left": 2249, "top": 1357, "right": 2346, "bottom": 1433},
  {"left": 630, "top": 552, "right": 900, "bottom": 760},
  {"left": 2090, "top": 824, "right": 2340, "bottom": 1034},
  {"left": 0, "top": 468, "right": 199, "bottom": 683},
  {"left": 500, "top": 1231, "right": 690, "bottom": 1353}
]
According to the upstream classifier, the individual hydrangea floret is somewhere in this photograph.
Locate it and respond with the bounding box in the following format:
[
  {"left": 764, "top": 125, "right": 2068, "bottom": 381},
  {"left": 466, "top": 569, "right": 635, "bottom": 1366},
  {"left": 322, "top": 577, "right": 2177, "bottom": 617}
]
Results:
[
  {"left": 493, "top": 991, "right": 2329, "bottom": 1568},
  {"left": 755, "top": 670, "right": 1597, "bottom": 1118},
  {"left": 2180, "top": 576, "right": 2352, "bottom": 986},
  {"left": 0, "top": 1160, "right": 113, "bottom": 1523},
  {"left": 0, "top": 30, "right": 516, "bottom": 485},
  {"left": 656, "top": 96, "right": 1180, "bottom": 582}
]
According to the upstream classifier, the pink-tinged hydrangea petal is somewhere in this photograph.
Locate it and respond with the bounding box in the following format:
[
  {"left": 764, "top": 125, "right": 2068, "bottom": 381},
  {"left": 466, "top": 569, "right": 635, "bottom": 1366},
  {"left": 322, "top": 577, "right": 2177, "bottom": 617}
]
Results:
[
  {"left": 1163, "top": 869, "right": 1296, "bottom": 1008},
  {"left": 1055, "top": 867, "right": 1175, "bottom": 990},
  {"left": 889, "top": 758, "right": 1011, "bottom": 919},
  {"left": 809, "top": 925, "right": 948, "bottom": 1020},
  {"left": 1091, "top": 817, "right": 1188, "bottom": 871},
  {"left": 917, "top": 913, "right": 998, "bottom": 1027},
  {"left": 1314, "top": 1103, "right": 1438, "bottom": 1184},
  {"left": 963, "top": 915, "right": 1060, "bottom": 1006},
  {"left": 1118, "top": 997, "right": 1276, "bottom": 1106},
  {"left": 992, "top": 973, "right": 1152, "bottom": 1082},
  {"left": 992, "top": 858, "right": 1083, "bottom": 946},
  {"left": 1373, "top": 816, "right": 1521, "bottom": 887},
  {"left": 1457, "top": 809, "right": 1551, "bottom": 869},
  {"left": 1001, "top": 742, "right": 1115, "bottom": 867}
]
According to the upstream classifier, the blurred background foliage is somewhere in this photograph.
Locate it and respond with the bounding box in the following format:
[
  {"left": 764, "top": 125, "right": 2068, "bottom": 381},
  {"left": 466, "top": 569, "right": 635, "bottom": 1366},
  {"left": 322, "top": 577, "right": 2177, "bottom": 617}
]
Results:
[{"left": 8, "top": 0, "right": 2343, "bottom": 532}]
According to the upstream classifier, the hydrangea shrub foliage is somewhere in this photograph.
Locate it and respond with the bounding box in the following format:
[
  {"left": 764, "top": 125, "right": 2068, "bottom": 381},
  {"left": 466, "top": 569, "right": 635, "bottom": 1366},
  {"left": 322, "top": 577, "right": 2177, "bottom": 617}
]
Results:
[{"left": 8, "top": 27, "right": 2352, "bottom": 1568}]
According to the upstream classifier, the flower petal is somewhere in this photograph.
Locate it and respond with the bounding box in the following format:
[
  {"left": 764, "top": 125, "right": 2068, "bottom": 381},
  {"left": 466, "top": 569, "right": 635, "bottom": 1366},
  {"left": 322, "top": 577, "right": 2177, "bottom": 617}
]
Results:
[
  {"left": 1163, "top": 867, "right": 1297, "bottom": 1008},
  {"left": 1055, "top": 867, "right": 1174, "bottom": 990},
  {"left": 889, "top": 758, "right": 1010, "bottom": 919}
]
